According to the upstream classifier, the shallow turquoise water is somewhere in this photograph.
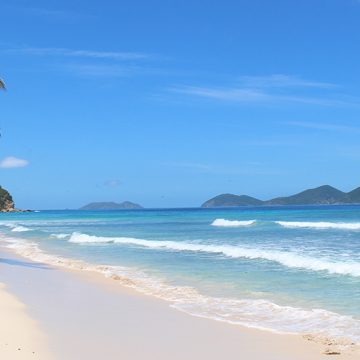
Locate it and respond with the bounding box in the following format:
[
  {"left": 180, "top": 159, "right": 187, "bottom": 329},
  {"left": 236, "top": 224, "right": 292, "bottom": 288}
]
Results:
[{"left": 1, "top": 206, "right": 359, "bottom": 341}]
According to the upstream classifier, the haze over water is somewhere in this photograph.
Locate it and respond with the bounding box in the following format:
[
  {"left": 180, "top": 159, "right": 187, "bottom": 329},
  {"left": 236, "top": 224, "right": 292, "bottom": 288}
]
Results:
[{"left": 1, "top": 205, "right": 360, "bottom": 343}]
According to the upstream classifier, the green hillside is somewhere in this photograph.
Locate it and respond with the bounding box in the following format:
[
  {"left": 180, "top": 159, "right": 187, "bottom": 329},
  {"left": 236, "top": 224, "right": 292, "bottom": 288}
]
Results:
[
  {"left": 201, "top": 194, "right": 263, "bottom": 208},
  {"left": 0, "top": 186, "right": 15, "bottom": 212},
  {"left": 201, "top": 185, "right": 360, "bottom": 207}
]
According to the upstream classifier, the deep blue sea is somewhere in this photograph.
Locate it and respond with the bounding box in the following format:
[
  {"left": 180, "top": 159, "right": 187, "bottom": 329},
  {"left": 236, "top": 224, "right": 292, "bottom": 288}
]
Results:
[{"left": 1, "top": 206, "right": 359, "bottom": 343}]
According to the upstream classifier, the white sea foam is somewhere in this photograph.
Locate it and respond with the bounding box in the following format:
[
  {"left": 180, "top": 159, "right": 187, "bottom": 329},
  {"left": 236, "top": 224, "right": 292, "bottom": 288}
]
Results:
[
  {"left": 276, "top": 221, "right": 360, "bottom": 230},
  {"left": 211, "top": 219, "right": 256, "bottom": 227},
  {"left": 69, "top": 232, "right": 118, "bottom": 243},
  {"left": 68, "top": 232, "right": 360, "bottom": 277},
  {"left": 0, "top": 222, "right": 32, "bottom": 232},
  {"left": 1, "top": 234, "right": 359, "bottom": 345},
  {"left": 50, "top": 233, "right": 70, "bottom": 239},
  {"left": 11, "top": 226, "right": 32, "bottom": 232}
]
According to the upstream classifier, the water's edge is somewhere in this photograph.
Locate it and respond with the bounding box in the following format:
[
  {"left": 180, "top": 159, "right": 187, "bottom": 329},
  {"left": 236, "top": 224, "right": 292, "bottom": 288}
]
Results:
[{"left": 1, "top": 232, "right": 358, "bottom": 350}]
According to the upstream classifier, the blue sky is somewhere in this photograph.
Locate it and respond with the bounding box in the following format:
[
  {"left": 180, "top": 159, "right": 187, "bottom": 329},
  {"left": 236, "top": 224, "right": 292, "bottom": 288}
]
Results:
[{"left": 1, "top": 0, "right": 360, "bottom": 209}]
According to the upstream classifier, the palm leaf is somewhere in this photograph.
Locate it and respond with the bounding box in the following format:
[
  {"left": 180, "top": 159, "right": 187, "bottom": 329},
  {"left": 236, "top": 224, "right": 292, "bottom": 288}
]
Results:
[{"left": 0, "top": 78, "right": 6, "bottom": 90}]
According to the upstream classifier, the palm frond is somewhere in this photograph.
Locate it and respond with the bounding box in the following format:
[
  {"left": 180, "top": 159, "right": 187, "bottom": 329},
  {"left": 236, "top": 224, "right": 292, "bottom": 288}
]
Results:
[{"left": 0, "top": 78, "right": 6, "bottom": 90}]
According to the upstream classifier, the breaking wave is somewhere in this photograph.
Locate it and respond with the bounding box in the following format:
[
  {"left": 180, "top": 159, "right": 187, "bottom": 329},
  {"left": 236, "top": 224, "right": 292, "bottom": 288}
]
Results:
[
  {"left": 11, "top": 226, "right": 32, "bottom": 232},
  {"left": 0, "top": 222, "right": 32, "bottom": 232},
  {"left": 68, "top": 232, "right": 360, "bottom": 277},
  {"left": 276, "top": 221, "right": 360, "bottom": 230},
  {"left": 50, "top": 233, "right": 70, "bottom": 239},
  {"left": 1, "top": 234, "right": 359, "bottom": 346},
  {"left": 211, "top": 219, "right": 256, "bottom": 227}
]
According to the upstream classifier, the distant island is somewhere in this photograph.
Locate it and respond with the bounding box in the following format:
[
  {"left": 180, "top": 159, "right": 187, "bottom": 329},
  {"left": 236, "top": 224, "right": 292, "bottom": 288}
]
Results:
[
  {"left": 80, "top": 201, "right": 143, "bottom": 210},
  {"left": 201, "top": 185, "right": 360, "bottom": 208}
]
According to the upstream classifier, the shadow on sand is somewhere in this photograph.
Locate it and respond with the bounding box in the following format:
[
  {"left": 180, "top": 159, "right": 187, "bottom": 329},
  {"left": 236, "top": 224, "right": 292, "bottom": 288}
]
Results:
[{"left": 0, "top": 257, "right": 51, "bottom": 269}]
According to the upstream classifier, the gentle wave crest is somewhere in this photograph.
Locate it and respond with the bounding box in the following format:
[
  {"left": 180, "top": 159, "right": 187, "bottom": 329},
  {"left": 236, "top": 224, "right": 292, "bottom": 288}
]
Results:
[
  {"left": 276, "top": 221, "right": 360, "bottom": 230},
  {"left": 211, "top": 219, "right": 256, "bottom": 227},
  {"left": 11, "top": 226, "right": 32, "bottom": 232},
  {"left": 212, "top": 219, "right": 360, "bottom": 230},
  {"left": 68, "top": 232, "right": 360, "bottom": 277},
  {"left": 2, "top": 235, "right": 359, "bottom": 345},
  {"left": 50, "top": 233, "right": 70, "bottom": 239},
  {"left": 0, "top": 222, "right": 32, "bottom": 232}
]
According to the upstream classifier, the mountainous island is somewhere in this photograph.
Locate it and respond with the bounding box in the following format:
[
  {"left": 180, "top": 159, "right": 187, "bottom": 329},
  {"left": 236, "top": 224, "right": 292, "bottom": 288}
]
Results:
[
  {"left": 201, "top": 185, "right": 360, "bottom": 208},
  {"left": 80, "top": 201, "right": 143, "bottom": 210}
]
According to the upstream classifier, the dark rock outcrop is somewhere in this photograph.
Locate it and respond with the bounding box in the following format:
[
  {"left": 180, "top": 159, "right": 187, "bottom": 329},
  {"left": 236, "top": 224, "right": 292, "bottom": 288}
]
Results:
[{"left": 0, "top": 186, "right": 15, "bottom": 212}]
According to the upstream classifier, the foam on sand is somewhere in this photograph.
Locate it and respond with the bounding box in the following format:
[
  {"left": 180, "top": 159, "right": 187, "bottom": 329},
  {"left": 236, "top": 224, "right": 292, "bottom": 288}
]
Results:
[
  {"left": 2, "top": 234, "right": 359, "bottom": 346},
  {"left": 67, "top": 232, "right": 360, "bottom": 277},
  {"left": 276, "top": 221, "right": 360, "bottom": 230},
  {"left": 211, "top": 219, "right": 256, "bottom": 227}
]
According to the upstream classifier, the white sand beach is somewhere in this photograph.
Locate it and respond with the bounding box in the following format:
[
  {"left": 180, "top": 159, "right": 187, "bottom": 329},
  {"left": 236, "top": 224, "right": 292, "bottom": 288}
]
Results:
[
  {"left": 0, "top": 282, "right": 52, "bottom": 359},
  {"left": 1, "top": 245, "right": 359, "bottom": 360},
  {"left": 2, "top": 0, "right": 359, "bottom": 358}
]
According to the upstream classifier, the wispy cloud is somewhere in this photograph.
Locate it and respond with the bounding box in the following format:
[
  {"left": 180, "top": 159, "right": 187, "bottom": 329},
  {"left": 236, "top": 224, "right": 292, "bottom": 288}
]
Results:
[
  {"left": 171, "top": 85, "right": 353, "bottom": 106},
  {"left": 2, "top": 46, "right": 156, "bottom": 79},
  {"left": 170, "top": 73, "right": 359, "bottom": 107},
  {"left": 25, "top": 7, "right": 71, "bottom": 18},
  {"left": 6, "top": 47, "right": 149, "bottom": 60},
  {"left": 62, "top": 64, "right": 138, "bottom": 78},
  {"left": 163, "top": 162, "right": 213, "bottom": 171},
  {"left": 104, "top": 180, "right": 121, "bottom": 188},
  {"left": 163, "top": 161, "right": 282, "bottom": 175},
  {"left": 171, "top": 86, "right": 269, "bottom": 102},
  {"left": 10, "top": 4, "right": 94, "bottom": 21},
  {"left": 238, "top": 74, "right": 336, "bottom": 89},
  {"left": 241, "top": 139, "right": 301, "bottom": 147},
  {"left": 282, "top": 121, "right": 360, "bottom": 133},
  {"left": 338, "top": 145, "right": 360, "bottom": 159},
  {"left": 0, "top": 156, "right": 29, "bottom": 169}
]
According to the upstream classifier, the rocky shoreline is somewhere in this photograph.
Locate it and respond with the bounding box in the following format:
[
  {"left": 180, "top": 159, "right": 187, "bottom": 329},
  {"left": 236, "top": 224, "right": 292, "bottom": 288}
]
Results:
[
  {"left": 0, "top": 186, "right": 32, "bottom": 213},
  {"left": 0, "top": 208, "right": 33, "bottom": 213}
]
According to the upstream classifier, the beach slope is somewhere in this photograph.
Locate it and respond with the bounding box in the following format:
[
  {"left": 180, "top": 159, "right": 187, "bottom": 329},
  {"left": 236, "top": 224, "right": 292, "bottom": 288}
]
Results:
[
  {"left": 1, "top": 247, "right": 359, "bottom": 360},
  {"left": 0, "top": 282, "right": 52, "bottom": 359}
]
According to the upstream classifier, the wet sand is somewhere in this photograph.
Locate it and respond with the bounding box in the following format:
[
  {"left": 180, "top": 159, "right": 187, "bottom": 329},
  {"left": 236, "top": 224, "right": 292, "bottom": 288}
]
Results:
[{"left": 1, "top": 246, "right": 359, "bottom": 360}]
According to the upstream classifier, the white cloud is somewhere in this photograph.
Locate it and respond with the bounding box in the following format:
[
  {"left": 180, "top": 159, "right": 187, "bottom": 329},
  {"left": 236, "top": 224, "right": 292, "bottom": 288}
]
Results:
[{"left": 0, "top": 156, "right": 29, "bottom": 169}]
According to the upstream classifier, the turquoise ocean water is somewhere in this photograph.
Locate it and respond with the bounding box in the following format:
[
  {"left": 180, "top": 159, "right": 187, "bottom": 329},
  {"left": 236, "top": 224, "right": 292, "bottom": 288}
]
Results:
[{"left": 1, "top": 206, "right": 359, "bottom": 343}]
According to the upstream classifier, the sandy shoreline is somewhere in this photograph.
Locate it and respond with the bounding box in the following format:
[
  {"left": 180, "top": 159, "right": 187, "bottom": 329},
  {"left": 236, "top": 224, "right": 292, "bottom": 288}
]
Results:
[
  {"left": 0, "top": 282, "right": 52, "bottom": 359},
  {"left": 1, "top": 244, "right": 359, "bottom": 360}
]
